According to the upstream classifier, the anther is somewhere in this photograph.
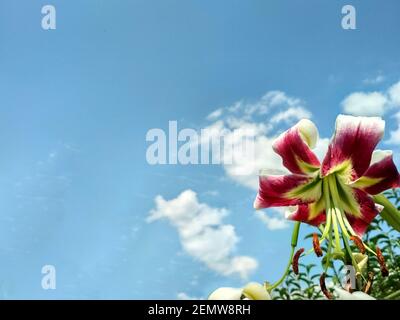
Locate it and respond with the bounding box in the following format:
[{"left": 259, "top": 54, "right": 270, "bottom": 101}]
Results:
[
  {"left": 292, "top": 248, "right": 304, "bottom": 275},
  {"left": 376, "top": 247, "right": 389, "bottom": 277},
  {"left": 319, "top": 273, "right": 333, "bottom": 300},
  {"left": 350, "top": 235, "right": 365, "bottom": 254},
  {"left": 312, "top": 233, "right": 323, "bottom": 257},
  {"left": 363, "top": 272, "right": 374, "bottom": 294}
]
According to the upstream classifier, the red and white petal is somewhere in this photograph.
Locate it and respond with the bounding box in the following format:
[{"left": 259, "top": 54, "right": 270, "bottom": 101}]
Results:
[
  {"left": 273, "top": 119, "right": 321, "bottom": 175},
  {"left": 253, "top": 174, "right": 322, "bottom": 209},
  {"left": 321, "top": 115, "right": 385, "bottom": 179},
  {"left": 286, "top": 200, "right": 326, "bottom": 226},
  {"left": 345, "top": 189, "right": 383, "bottom": 236},
  {"left": 350, "top": 150, "right": 400, "bottom": 195}
]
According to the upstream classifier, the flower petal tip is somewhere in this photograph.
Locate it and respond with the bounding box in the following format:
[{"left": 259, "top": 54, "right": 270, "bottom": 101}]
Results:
[{"left": 297, "top": 118, "right": 319, "bottom": 148}]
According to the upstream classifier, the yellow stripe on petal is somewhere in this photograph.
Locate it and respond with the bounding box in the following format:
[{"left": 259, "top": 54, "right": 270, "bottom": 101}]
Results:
[
  {"left": 350, "top": 176, "right": 383, "bottom": 189},
  {"left": 322, "top": 159, "right": 353, "bottom": 182},
  {"left": 308, "top": 197, "right": 325, "bottom": 220},
  {"left": 255, "top": 174, "right": 322, "bottom": 209},
  {"left": 332, "top": 175, "right": 362, "bottom": 218},
  {"left": 296, "top": 157, "right": 320, "bottom": 173},
  {"left": 351, "top": 150, "right": 400, "bottom": 195},
  {"left": 285, "top": 176, "right": 322, "bottom": 203}
]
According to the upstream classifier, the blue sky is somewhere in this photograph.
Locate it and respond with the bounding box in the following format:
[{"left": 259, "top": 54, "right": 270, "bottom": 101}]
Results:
[{"left": 0, "top": 0, "right": 400, "bottom": 299}]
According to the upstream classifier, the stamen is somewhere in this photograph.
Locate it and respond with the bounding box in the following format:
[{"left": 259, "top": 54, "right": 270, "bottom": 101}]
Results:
[
  {"left": 312, "top": 233, "right": 323, "bottom": 257},
  {"left": 363, "top": 272, "right": 374, "bottom": 294},
  {"left": 376, "top": 247, "right": 389, "bottom": 277},
  {"left": 319, "top": 273, "right": 333, "bottom": 300},
  {"left": 341, "top": 215, "right": 377, "bottom": 255},
  {"left": 350, "top": 235, "right": 366, "bottom": 254},
  {"left": 292, "top": 248, "right": 304, "bottom": 275}
]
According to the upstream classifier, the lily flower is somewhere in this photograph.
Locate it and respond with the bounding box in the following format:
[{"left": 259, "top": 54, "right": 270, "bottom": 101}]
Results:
[
  {"left": 208, "top": 282, "right": 271, "bottom": 300},
  {"left": 254, "top": 115, "right": 399, "bottom": 295},
  {"left": 254, "top": 115, "right": 399, "bottom": 236}
]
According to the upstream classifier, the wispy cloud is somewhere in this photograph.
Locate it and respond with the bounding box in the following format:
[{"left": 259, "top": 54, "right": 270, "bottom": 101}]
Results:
[
  {"left": 255, "top": 209, "right": 289, "bottom": 230},
  {"left": 206, "top": 108, "right": 223, "bottom": 121},
  {"left": 362, "top": 74, "right": 386, "bottom": 85},
  {"left": 220, "top": 90, "right": 308, "bottom": 119},
  {"left": 270, "top": 107, "right": 312, "bottom": 125}
]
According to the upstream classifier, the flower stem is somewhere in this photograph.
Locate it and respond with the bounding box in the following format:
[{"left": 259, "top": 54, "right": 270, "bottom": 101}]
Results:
[
  {"left": 267, "top": 222, "right": 300, "bottom": 291},
  {"left": 291, "top": 221, "right": 301, "bottom": 247}
]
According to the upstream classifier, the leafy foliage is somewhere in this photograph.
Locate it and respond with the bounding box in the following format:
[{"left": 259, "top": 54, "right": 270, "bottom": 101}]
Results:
[
  {"left": 368, "top": 189, "right": 400, "bottom": 299},
  {"left": 272, "top": 263, "right": 324, "bottom": 300},
  {"left": 273, "top": 189, "right": 400, "bottom": 300}
]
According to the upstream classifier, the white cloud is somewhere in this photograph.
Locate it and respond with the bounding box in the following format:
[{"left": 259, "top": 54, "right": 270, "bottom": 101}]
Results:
[
  {"left": 196, "top": 120, "right": 283, "bottom": 190},
  {"left": 222, "top": 134, "right": 284, "bottom": 190},
  {"left": 255, "top": 210, "right": 289, "bottom": 230},
  {"left": 203, "top": 190, "right": 219, "bottom": 197},
  {"left": 387, "top": 127, "right": 400, "bottom": 145},
  {"left": 363, "top": 74, "right": 385, "bottom": 85},
  {"left": 341, "top": 80, "right": 400, "bottom": 117},
  {"left": 147, "top": 190, "right": 258, "bottom": 279},
  {"left": 270, "top": 107, "right": 312, "bottom": 125},
  {"left": 340, "top": 80, "right": 400, "bottom": 145},
  {"left": 389, "top": 82, "right": 400, "bottom": 106},
  {"left": 177, "top": 292, "right": 203, "bottom": 300},
  {"left": 210, "top": 90, "right": 307, "bottom": 119},
  {"left": 341, "top": 92, "right": 388, "bottom": 116},
  {"left": 313, "top": 137, "right": 330, "bottom": 162},
  {"left": 387, "top": 83, "right": 400, "bottom": 145},
  {"left": 386, "top": 111, "right": 400, "bottom": 145},
  {"left": 206, "top": 108, "right": 223, "bottom": 121}
]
